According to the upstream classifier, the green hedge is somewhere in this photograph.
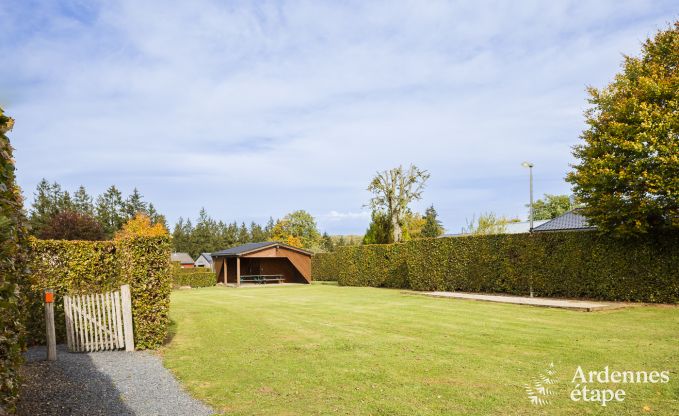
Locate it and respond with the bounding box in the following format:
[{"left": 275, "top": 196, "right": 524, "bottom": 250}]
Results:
[
  {"left": 171, "top": 265, "right": 215, "bottom": 288},
  {"left": 0, "top": 110, "right": 28, "bottom": 413},
  {"left": 312, "top": 232, "right": 679, "bottom": 303},
  {"left": 310, "top": 253, "right": 339, "bottom": 281},
  {"left": 26, "top": 236, "right": 172, "bottom": 349}
]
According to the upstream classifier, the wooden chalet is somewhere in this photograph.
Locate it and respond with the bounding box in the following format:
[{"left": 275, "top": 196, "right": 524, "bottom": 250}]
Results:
[{"left": 211, "top": 242, "right": 312, "bottom": 286}]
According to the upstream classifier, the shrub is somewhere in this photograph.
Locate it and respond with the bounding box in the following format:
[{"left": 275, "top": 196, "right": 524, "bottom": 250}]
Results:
[
  {"left": 26, "top": 236, "right": 172, "bottom": 349},
  {"left": 0, "top": 109, "right": 28, "bottom": 413},
  {"left": 171, "top": 265, "right": 215, "bottom": 288},
  {"left": 313, "top": 232, "right": 679, "bottom": 303}
]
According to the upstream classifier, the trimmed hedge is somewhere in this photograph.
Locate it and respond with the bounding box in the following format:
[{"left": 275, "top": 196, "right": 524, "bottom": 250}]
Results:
[
  {"left": 171, "top": 266, "right": 215, "bottom": 288},
  {"left": 310, "top": 253, "right": 339, "bottom": 281},
  {"left": 311, "top": 232, "right": 679, "bottom": 303},
  {"left": 26, "top": 236, "right": 172, "bottom": 349},
  {"left": 0, "top": 111, "right": 28, "bottom": 413}
]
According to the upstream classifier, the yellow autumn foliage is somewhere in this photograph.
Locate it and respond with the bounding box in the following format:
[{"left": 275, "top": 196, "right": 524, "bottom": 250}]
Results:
[{"left": 115, "top": 213, "right": 168, "bottom": 240}]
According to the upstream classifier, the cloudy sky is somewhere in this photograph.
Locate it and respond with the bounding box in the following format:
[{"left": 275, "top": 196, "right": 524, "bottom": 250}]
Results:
[{"left": 2, "top": 1, "right": 677, "bottom": 234}]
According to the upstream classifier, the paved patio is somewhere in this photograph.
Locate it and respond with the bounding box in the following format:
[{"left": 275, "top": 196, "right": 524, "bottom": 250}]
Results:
[{"left": 416, "top": 291, "right": 632, "bottom": 311}]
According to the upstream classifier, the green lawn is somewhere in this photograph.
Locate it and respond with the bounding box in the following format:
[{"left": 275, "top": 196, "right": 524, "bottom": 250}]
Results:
[{"left": 163, "top": 284, "right": 679, "bottom": 415}]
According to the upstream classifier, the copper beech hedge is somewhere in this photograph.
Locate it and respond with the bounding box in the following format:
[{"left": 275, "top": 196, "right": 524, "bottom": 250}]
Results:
[
  {"left": 0, "top": 110, "right": 28, "bottom": 413},
  {"left": 311, "top": 232, "right": 679, "bottom": 303},
  {"left": 171, "top": 264, "right": 215, "bottom": 288},
  {"left": 26, "top": 236, "right": 172, "bottom": 349}
]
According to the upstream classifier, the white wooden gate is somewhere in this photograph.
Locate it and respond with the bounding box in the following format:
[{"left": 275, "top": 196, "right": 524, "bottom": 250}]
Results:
[{"left": 63, "top": 284, "right": 134, "bottom": 352}]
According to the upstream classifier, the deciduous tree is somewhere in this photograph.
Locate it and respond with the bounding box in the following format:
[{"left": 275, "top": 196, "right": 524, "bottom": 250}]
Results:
[
  {"left": 271, "top": 210, "right": 320, "bottom": 249},
  {"left": 367, "top": 165, "right": 430, "bottom": 242},
  {"left": 531, "top": 194, "right": 572, "bottom": 220},
  {"left": 115, "top": 213, "right": 168, "bottom": 240},
  {"left": 566, "top": 22, "right": 679, "bottom": 235},
  {"left": 40, "top": 210, "right": 105, "bottom": 241}
]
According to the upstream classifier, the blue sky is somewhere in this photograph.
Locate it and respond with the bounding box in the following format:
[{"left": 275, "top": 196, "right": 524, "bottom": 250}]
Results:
[{"left": 2, "top": 1, "right": 677, "bottom": 234}]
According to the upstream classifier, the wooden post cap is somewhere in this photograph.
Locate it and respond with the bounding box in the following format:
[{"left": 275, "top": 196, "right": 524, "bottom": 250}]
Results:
[{"left": 45, "top": 292, "right": 54, "bottom": 303}]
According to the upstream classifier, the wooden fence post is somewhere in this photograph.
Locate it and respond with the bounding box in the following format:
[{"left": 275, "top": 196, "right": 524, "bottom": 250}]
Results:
[
  {"left": 120, "top": 284, "right": 135, "bottom": 352},
  {"left": 44, "top": 289, "right": 57, "bottom": 361}
]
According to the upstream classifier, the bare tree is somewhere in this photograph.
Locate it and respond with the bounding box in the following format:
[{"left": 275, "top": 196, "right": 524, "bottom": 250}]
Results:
[{"left": 367, "top": 165, "right": 430, "bottom": 243}]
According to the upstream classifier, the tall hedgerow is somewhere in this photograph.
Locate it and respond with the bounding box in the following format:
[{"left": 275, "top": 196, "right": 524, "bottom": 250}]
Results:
[{"left": 0, "top": 108, "right": 28, "bottom": 413}]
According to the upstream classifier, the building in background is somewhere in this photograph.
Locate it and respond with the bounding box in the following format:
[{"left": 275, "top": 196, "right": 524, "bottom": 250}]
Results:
[
  {"left": 171, "top": 252, "right": 195, "bottom": 268},
  {"left": 194, "top": 252, "right": 214, "bottom": 271}
]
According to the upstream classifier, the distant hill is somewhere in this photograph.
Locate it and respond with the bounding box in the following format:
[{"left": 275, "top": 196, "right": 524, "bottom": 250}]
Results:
[{"left": 330, "top": 235, "right": 362, "bottom": 246}]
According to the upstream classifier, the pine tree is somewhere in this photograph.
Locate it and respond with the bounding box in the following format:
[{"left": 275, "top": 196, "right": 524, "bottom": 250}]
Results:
[
  {"left": 172, "top": 217, "right": 195, "bottom": 254},
  {"left": 59, "top": 190, "right": 73, "bottom": 212},
  {"left": 421, "top": 205, "right": 444, "bottom": 238},
  {"left": 362, "top": 210, "right": 392, "bottom": 244},
  {"left": 264, "top": 217, "right": 275, "bottom": 239},
  {"left": 321, "top": 232, "right": 334, "bottom": 252},
  {"left": 29, "top": 179, "right": 65, "bottom": 235},
  {"left": 124, "top": 188, "right": 147, "bottom": 219},
  {"left": 73, "top": 185, "right": 94, "bottom": 215},
  {"left": 250, "top": 222, "right": 266, "bottom": 242},
  {"left": 95, "top": 185, "right": 126, "bottom": 238},
  {"left": 238, "top": 222, "right": 250, "bottom": 244}
]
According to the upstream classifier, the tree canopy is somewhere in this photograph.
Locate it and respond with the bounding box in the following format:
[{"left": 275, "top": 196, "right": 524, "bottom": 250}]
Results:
[
  {"left": 271, "top": 210, "right": 320, "bottom": 249},
  {"left": 40, "top": 210, "right": 105, "bottom": 241},
  {"left": 421, "top": 205, "right": 444, "bottom": 238},
  {"left": 28, "top": 180, "right": 164, "bottom": 240},
  {"left": 367, "top": 165, "right": 429, "bottom": 242},
  {"left": 531, "top": 194, "right": 572, "bottom": 220},
  {"left": 114, "top": 213, "right": 168, "bottom": 240},
  {"left": 566, "top": 22, "right": 679, "bottom": 235}
]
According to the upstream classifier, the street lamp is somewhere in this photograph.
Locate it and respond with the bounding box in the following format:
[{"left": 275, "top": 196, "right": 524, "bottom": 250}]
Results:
[
  {"left": 521, "top": 161, "right": 534, "bottom": 231},
  {"left": 522, "top": 161, "right": 534, "bottom": 298}
]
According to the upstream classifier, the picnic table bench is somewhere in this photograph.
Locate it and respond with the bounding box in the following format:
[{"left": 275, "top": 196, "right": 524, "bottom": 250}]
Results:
[{"left": 240, "top": 274, "right": 285, "bottom": 284}]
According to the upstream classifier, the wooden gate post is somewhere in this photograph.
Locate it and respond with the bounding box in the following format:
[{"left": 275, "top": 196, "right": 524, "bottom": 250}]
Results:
[
  {"left": 120, "top": 285, "right": 135, "bottom": 352},
  {"left": 44, "top": 289, "right": 57, "bottom": 361}
]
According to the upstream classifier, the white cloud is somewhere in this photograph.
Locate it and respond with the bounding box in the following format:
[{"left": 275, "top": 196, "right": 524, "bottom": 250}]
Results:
[{"left": 1, "top": 0, "right": 676, "bottom": 234}]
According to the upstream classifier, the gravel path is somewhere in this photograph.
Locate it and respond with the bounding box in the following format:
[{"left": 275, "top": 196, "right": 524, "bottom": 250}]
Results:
[{"left": 18, "top": 345, "right": 214, "bottom": 416}]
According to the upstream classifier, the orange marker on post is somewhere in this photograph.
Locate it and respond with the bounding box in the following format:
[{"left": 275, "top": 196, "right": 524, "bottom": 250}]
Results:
[{"left": 44, "top": 289, "right": 56, "bottom": 360}]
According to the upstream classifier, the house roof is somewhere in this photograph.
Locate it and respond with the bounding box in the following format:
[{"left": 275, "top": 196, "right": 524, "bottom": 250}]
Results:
[
  {"left": 171, "top": 252, "right": 194, "bottom": 264},
  {"left": 196, "top": 253, "right": 214, "bottom": 264},
  {"left": 531, "top": 210, "right": 596, "bottom": 232},
  {"left": 212, "top": 242, "right": 313, "bottom": 257},
  {"left": 504, "top": 220, "right": 549, "bottom": 234}
]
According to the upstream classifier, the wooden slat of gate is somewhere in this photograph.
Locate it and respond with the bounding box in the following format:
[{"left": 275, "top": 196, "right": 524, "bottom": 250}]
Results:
[
  {"left": 104, "top": 293, "right": 112, "bottom": 350},
  {"left": 96, "top": 294, "right": 103, "bottom": 350},
  {"left": 104, "top": 292, "right": 112, "bottom": 350},
  {"left": 113, "top": 291, "right": 124, "bottom": 349}
]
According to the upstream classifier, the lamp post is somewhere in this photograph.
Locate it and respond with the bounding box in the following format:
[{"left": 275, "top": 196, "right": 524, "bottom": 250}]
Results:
[
  {"left": 521, "top": 161, "right": 534, "bottom": 298},
  {"left": 521, "top": 161, "right": 534, "bottom": 231}
]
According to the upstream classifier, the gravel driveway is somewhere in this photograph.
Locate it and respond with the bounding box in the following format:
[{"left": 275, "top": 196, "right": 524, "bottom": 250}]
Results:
[{"left": 18, "top": 345, "right": 214, "bottom": 416}]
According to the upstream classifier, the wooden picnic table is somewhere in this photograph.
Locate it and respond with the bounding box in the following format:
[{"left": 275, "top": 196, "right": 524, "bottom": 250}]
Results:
[{"left": 240, "top": 274, "right": 285, "bottom": 284}]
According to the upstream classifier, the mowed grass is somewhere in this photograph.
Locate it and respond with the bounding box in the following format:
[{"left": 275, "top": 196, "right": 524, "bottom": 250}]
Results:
[{"left": 163, "top": 284, "right": 679, "bottom": 415}]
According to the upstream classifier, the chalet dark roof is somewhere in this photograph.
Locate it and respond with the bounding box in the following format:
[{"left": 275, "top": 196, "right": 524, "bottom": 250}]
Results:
[
  {"left": 170, "top": 252, "right": 194, "bottom": 264},
  {"left": 531, "top": 210, "right": 596, "bottom": 232},
  {"left": 212, "top": 242, "right": 312, "bottom": 257}
]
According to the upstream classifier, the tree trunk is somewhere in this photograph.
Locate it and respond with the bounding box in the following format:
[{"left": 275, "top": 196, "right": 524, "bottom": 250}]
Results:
[{"left": 391, "top": 215, "right": 402, "bottom": 243}]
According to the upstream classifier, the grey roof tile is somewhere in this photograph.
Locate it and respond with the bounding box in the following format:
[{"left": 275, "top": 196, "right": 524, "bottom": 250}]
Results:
[{"left": 532, "top": 210, "right": 596, "bottom": 232}]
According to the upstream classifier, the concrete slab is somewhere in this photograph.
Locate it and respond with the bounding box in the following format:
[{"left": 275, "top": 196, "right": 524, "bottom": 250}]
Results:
[{"left": 416, "top": 291, "right": 632, "bottom": 311}]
